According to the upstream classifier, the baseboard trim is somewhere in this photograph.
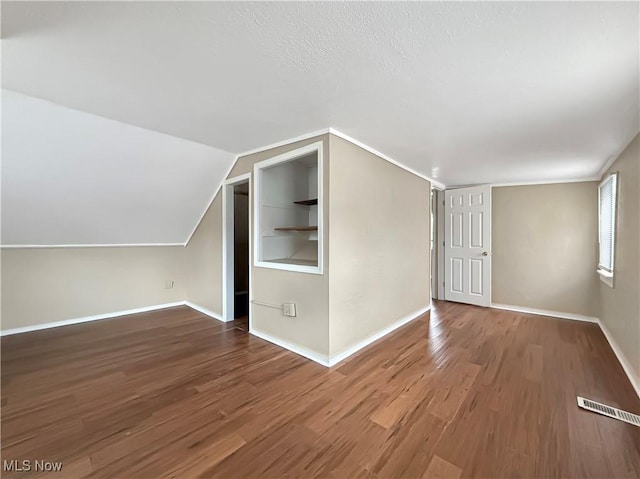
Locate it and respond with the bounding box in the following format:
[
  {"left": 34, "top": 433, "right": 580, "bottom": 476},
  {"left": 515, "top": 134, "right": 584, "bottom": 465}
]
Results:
[
  {"left": 0, "top": 302, "right": 186, "bottom": 336},
  {"left": 6, "top": 299, "right": 633, "bottom": 399},
  {"left": 597, "top": 319, "right": 640, "bottom": 399},
  {"left": 184, "top": 301, "right": 226, "bottom": 323},
  {"left": 490, "top": 303, "right": 598, "bottom": 323},
  {"left": 327, "top": 304, "right": 431, "bottom": 367},
  {"left": 0, "top": 243, "right": 184, "bottom": 249},
  {"left": 490, "top": 302, "right": 638, "bottom": 399},
  {"left": 249, "top": 328, "right": 330, "bottom": 367},
  {"left": 249, "top": 305, "right": 431, "bottom": 368}
]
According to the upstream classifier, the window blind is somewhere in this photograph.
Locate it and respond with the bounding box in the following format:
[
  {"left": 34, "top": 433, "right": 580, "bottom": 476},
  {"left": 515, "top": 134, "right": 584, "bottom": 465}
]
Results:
[{"left": 598, "top": 173, "right": 617, "bottom": 272}]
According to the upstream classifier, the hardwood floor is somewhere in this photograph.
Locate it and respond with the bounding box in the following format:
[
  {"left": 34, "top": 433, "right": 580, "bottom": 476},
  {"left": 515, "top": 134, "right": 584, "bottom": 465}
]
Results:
[
  {"left": 232, "top": 316, "right": 249, "bottom": 332},
  {"left": 2, "top": 301, "right": 639, "bottom": 478}
]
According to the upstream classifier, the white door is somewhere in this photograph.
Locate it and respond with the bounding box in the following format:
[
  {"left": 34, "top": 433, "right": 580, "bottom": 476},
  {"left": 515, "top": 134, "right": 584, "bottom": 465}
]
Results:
[{"left": 444, "top": 185, "right": 491, "bottom": 307}]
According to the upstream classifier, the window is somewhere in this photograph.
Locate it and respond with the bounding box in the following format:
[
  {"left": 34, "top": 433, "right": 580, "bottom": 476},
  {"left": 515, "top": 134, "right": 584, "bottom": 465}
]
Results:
[{"left": 598, "top": 172, "right": 617, "bottom": 287}]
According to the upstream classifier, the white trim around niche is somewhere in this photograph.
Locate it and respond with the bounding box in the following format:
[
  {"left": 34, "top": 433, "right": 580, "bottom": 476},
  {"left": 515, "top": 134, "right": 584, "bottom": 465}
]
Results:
[
  {"left": 235, "top": 128, "right": 331, "bottom": 159},
  {"left": 253, "top": 141, "right": 324, "bottom": 275}
]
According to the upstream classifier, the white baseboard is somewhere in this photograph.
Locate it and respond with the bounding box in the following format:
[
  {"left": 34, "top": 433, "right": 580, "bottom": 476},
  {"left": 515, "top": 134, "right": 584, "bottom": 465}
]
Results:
[
  {"left": 490, "top": 303, "right": 598, "bottom": 323},
  {"left": 5, "top": 298, "right": 633, "bottom": 400},
  {"left": 490, "top": 302, "right": 638, "bottom": 399},
  {"left": 327, "top": 304, "right": 431, "bottom": 367},
  {"left": 597, "top": 319, "right": 640, "bottom": 399},
  {"left": 249, "top": 305, "right": 431, "bottom": 368},
  {"left": 0, "top": 300, "right": 228, "bottom": 336},
  {"left": 0, "top": 302, "right": 186, "bottom": 336},
  {"left": 249, "top": 328, "right": 330, "bottom": 367},
  {"left": 184, "top": 301, "right": 226, "bottom": 322}
]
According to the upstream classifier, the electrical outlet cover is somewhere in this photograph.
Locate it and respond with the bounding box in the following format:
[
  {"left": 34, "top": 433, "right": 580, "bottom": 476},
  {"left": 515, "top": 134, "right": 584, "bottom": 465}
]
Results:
[{"left": 283, "top": 303, "right": 296, "bottom": 317}]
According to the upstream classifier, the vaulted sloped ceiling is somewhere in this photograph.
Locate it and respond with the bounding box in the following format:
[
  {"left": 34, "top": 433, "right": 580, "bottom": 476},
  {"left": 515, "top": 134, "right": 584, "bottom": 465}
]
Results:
[
  {"left": 1, "top": 90, "right": 234, "bottom": 245},
  {"left": 2, "top": 2, "right": 638, "bottom": 245}
]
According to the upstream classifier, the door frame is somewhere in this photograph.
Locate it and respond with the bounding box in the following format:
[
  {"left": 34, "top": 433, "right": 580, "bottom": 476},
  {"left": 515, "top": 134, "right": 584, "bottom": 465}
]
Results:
[
  {"left": 222, "top": 173, "right": 252, "bottom": 323},
  {"left": 435, "top": 188, "right": 446, "bottom": 300},
  {"left": 430, "top": 187, "right": 446, "bottom": 301}
]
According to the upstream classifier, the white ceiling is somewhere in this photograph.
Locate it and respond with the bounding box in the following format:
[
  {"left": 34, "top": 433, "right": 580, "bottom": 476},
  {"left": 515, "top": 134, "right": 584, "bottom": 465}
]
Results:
[
  {"left": 1, "top": 90, "right": 233, "bottom": 245},
  {"left": 1, "top": 2, "right": 638, "bottom": 244}
]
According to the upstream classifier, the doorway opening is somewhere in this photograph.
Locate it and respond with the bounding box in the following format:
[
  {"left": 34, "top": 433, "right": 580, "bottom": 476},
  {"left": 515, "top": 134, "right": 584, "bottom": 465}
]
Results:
[
  {"left": 223, "top": 173, "right": 251, "bottom": 328},
  {"left": 431, "top": 188, "right": 437, "bottom": 299},
  {"left": 232, "top": 182, "right": 250, "bottom": 330}
]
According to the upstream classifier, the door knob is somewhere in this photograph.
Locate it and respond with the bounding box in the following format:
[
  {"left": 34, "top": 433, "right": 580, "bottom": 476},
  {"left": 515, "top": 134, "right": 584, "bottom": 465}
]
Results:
[{"left": 481, "top": 251, "right": 489, "bottom": 256}]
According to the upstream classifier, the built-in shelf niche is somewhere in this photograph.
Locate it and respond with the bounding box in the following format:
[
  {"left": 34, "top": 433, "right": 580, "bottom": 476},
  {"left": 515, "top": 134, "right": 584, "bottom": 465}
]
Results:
[{"left": 254, "top": 141, "right": 323, "bottom": 274}]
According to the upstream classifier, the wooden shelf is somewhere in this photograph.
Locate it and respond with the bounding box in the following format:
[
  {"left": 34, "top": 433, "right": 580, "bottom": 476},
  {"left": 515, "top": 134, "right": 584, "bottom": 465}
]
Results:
[
  {"left": 268, "top": 258, "right": 318, "bottom": 266},
  {"left": 293, "top": 199, "right": 318, "bottom": 206},
  {"left": 274, "top": 226, "right": 318, "bottom": 232}
]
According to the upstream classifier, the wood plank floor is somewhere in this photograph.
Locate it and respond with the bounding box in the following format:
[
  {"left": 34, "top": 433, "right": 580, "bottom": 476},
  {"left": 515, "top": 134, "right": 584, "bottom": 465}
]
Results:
[{"left": 2, "top": 300, "right": 639, "bottom": 478}]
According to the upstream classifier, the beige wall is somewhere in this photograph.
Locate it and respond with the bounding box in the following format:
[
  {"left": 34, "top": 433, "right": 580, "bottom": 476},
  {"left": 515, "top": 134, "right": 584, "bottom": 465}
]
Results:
[
  {"left": 328, "top": 135, "right": 431, "bottom": 357},
  {"left": 184, "top": 133, "right": 432, "bottom": 360},
  {"left": 183, "top": 135, "right": 332, "bottom": 356},
  {"left": 1, "top": 246, "right": 185, "bottom": 330},
  {"left": 185, "top": 193, "right": 223, "bottom": 314},
  {"left": 599, "top": 134, "right": 640, "bottom": 384},
  {"left": 492, "top": 182, "right": 599, "bottom": 317},
  {"left": 239, "top": 135, "right": 330, "bottom": 357}
]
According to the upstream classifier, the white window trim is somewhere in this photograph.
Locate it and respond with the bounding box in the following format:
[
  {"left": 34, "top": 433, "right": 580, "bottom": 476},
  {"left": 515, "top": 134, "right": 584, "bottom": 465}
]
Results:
[
  {"left": 253, "top": 141, "right": 324, "bottom": 275},
  {"left": 597, "top": 268, "right": 614, "bottom": 288},
  {"left": 597, "top": 172, "right": 617, "bottom": 288}
]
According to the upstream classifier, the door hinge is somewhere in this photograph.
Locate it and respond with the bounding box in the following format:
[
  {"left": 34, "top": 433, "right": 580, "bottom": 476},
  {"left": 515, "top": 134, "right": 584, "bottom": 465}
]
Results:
[{"left": 443, "top": 241, "right": 445, "bottom": 247}]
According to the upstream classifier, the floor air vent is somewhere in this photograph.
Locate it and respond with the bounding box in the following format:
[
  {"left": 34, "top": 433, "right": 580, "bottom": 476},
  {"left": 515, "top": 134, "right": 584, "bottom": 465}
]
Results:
[{"left": 577, "top": 396, "right": 640, "bottom": 427}]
